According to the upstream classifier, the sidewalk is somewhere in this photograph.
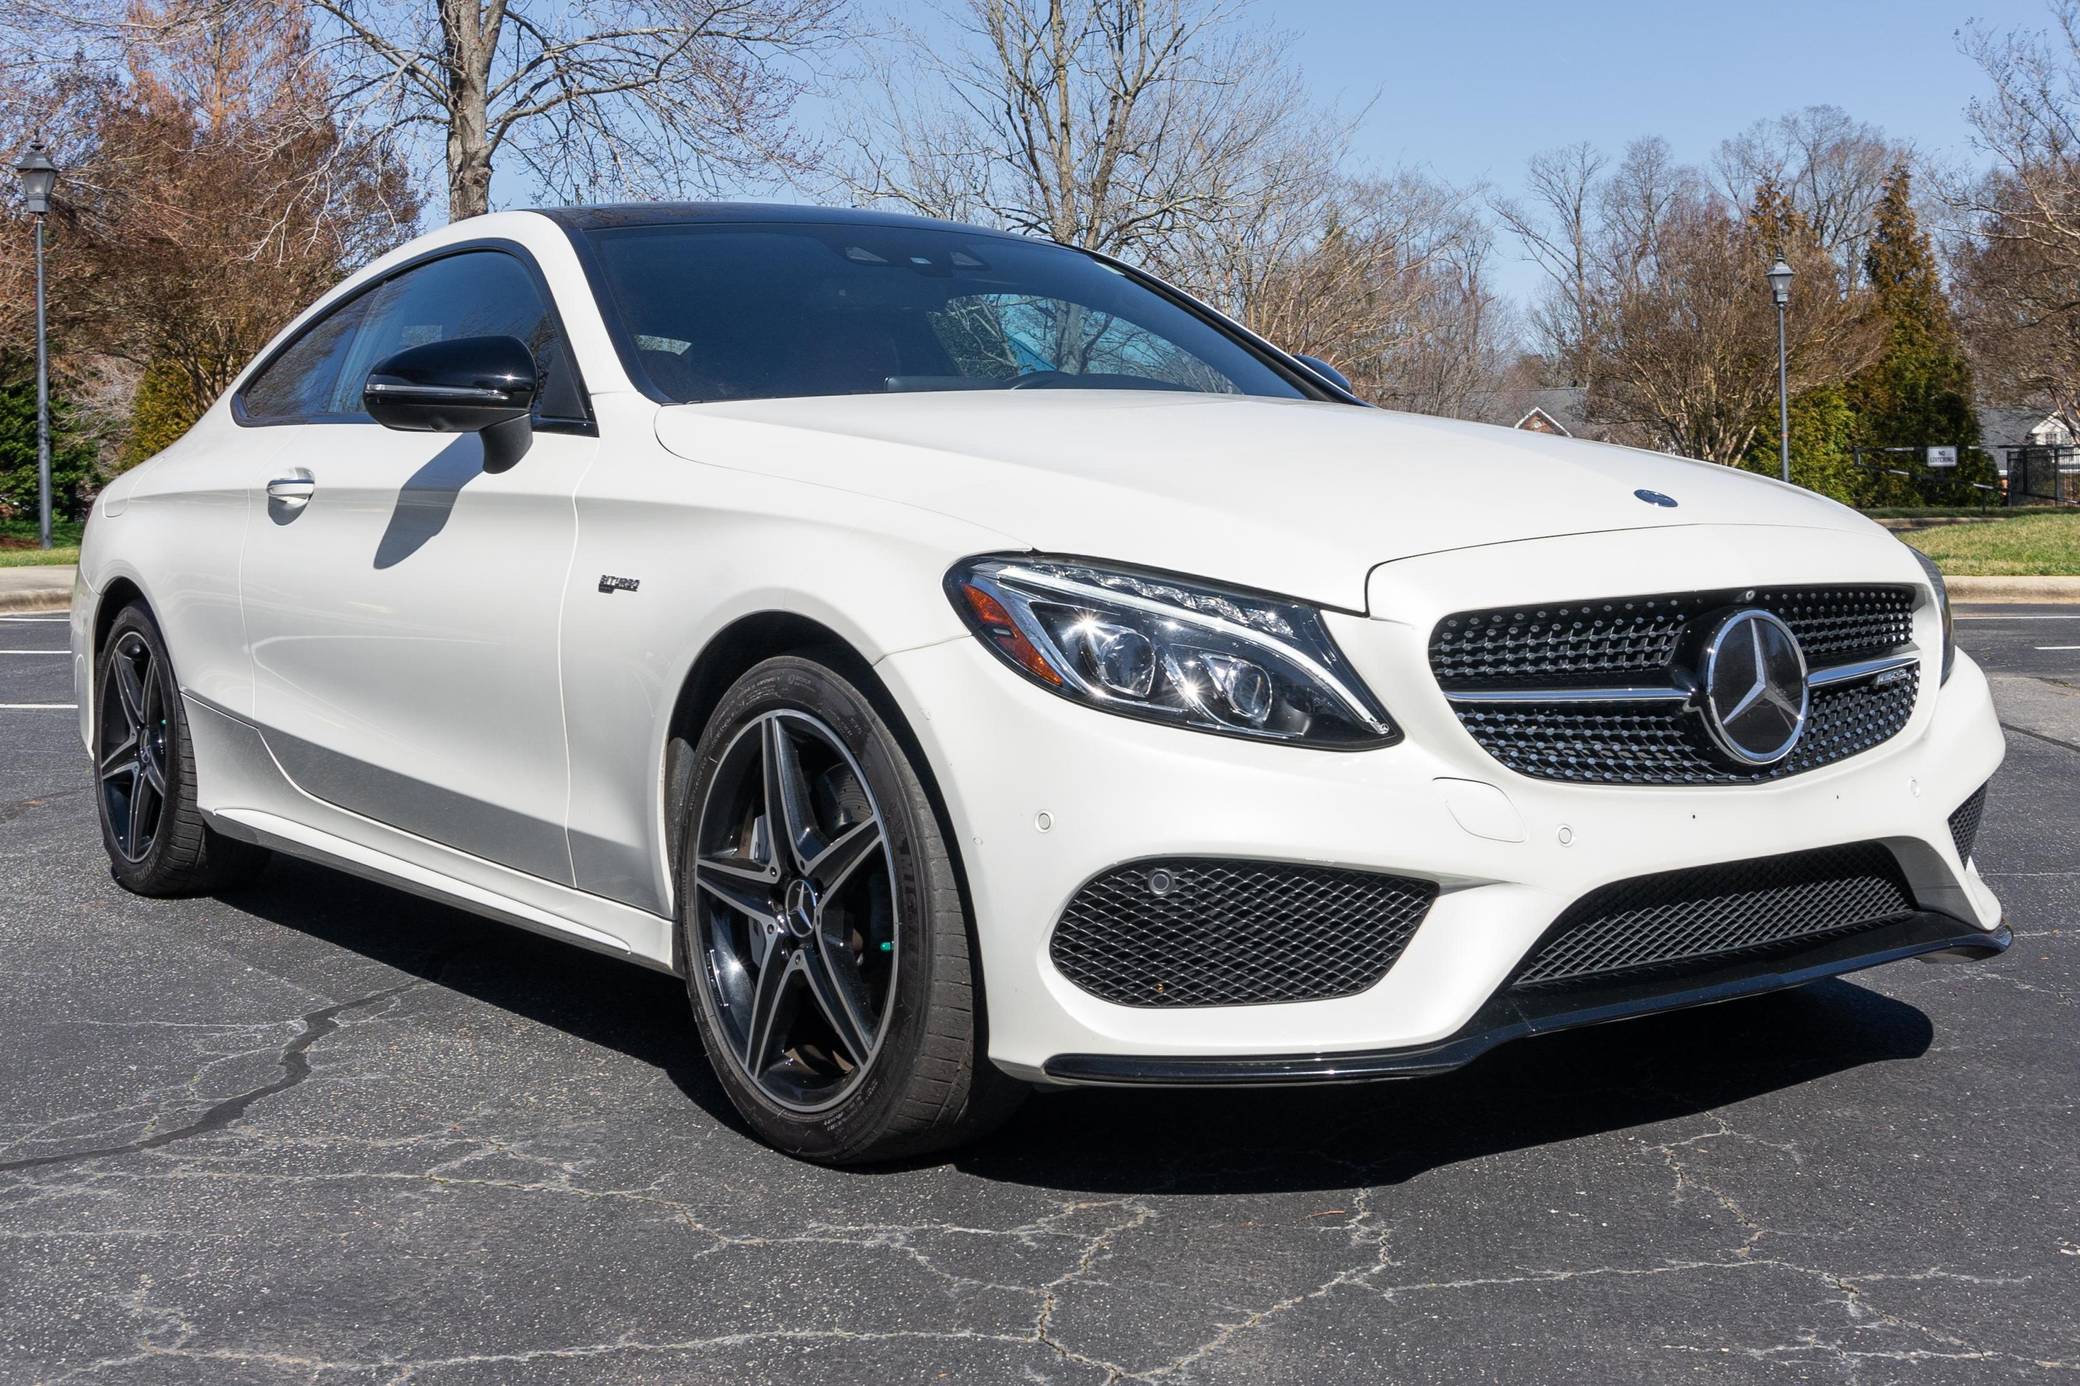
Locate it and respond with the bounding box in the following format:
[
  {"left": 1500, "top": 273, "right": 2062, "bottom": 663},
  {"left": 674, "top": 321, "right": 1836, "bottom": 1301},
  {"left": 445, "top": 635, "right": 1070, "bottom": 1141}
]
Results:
[{"left": 0, "top": 566, "right": 73, "bottom": 614}]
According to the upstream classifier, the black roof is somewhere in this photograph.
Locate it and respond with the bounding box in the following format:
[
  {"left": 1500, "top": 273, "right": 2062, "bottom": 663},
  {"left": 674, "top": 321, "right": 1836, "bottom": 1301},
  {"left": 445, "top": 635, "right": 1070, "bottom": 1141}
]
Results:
[{"left": 535, "top": 201, "right": 1031, "bottom": 241}]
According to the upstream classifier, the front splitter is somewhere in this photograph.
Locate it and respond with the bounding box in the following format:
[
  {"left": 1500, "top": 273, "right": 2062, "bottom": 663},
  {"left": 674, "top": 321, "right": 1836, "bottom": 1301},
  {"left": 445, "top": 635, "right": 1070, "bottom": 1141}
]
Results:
[{"left": 1040, "top": 913, "right": 2011, "bottom": 1088}]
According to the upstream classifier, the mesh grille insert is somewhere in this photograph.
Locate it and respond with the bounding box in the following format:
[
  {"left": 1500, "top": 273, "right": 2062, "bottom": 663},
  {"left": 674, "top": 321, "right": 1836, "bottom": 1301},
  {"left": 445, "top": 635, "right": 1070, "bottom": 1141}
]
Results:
[
  {"left": 1430, "top": 586, "right": 1915, "bottom": 691},
  {"left": 1948, "top": 784, "right": 1989, "bottom": 863},
  {"left": 1512, "top": 841, "right": 1916, "bottom": 990},
  {"left": 1050, "top": 860, "right": 1437, "bottom": 1008}
]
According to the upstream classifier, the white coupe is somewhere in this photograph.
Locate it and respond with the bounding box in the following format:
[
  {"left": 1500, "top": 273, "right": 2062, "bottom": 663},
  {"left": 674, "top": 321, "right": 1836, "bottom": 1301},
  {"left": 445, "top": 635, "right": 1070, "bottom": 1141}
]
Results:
[{"left": 71, "top": 205, "right": 2009, "bottom": 1162}]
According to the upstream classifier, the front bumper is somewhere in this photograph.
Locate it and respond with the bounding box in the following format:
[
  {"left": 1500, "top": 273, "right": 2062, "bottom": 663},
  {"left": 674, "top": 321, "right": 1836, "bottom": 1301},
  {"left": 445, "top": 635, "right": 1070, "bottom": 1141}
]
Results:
[{"left": 875, "top": 526, "right": 2008, "bottom": 1084}]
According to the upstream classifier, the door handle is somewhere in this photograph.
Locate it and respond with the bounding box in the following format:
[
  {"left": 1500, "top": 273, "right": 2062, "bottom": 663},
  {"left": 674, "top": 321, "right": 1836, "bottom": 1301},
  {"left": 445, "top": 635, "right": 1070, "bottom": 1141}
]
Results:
[{"left": 266, "top": 473, "right": 316, "bottom": 511}]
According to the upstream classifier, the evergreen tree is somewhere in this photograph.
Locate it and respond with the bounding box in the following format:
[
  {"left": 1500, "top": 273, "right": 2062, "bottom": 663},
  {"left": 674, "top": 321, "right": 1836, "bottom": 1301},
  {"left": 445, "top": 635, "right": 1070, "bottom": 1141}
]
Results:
[
  {"left": 1740, "top": 385, "right": 1862, "bottom": 502},
  {"left": 121, "top": 359, "right": 198, "bottom": 470},
  {"left": 0, "top": 355, "right": 99, "bottom": 527},
  {"left": 1849, "top": 165, "right": 1995, "bottom": 505}
]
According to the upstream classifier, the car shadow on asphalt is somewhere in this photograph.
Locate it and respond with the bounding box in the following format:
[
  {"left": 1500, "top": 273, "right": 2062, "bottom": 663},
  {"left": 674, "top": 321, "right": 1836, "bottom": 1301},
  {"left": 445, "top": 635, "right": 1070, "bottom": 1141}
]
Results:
[
  {"left": 219, "top": 857, "right": 753, "bottom": 1139},
  {"left": 961, "top": 982, "right": 1932, "bottom": 1195},
  {"left": 221, "top": 857, "right": 1934, "bottom": 1193}
]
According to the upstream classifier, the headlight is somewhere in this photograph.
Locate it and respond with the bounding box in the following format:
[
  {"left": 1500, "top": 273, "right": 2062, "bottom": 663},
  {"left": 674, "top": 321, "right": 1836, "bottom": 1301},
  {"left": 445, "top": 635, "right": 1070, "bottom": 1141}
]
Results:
[
  {"left": 946, "top": 556, "right": 1397, "bottom": 747},
  {"left": 1907, "top": 546, "right": 1956, "bottom": 684}
]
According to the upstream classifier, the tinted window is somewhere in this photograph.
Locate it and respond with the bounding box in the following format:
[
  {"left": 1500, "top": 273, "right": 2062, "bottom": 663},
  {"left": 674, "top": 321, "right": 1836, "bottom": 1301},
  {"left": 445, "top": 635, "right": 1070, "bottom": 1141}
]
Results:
[
  {"left": 240, "top": 290, "right": 378, "bottom": 423},
  {"left": 581, "top": 223, "right": 1307, "bottom": 404},
  {"left": 241, "top": 250, "right": 585, "bottom": 424}
]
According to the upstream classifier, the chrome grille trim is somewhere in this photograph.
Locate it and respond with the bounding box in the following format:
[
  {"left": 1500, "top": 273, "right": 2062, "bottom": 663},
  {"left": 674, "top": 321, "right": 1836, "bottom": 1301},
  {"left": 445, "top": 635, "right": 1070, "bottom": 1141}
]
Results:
[
  {"left": 1443, "top": 651, "right": 1917, "bottom": 706},
  {"left": 1445, "top": 685, "right": 1691, "bottom": 705},
  {"left": 1806, "top": 652, "right": 1919, "bottom": 688}
]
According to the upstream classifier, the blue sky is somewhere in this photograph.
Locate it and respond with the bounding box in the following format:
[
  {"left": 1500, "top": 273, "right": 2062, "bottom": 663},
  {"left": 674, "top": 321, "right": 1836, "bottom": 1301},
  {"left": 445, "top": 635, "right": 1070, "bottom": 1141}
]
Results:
[
  {"left": 485, "top": 1, "right": 2057, "bottom": 307},
  {"left": 1274, "top": 0, "right": 2052, "bottom": 301}
]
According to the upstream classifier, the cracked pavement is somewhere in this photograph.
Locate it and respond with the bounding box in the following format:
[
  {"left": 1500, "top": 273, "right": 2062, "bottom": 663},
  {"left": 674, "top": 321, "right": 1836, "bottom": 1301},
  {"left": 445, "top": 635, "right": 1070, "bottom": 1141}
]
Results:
[{"left": 0, "top": 606, "right": 2075, "bottom": 1385}]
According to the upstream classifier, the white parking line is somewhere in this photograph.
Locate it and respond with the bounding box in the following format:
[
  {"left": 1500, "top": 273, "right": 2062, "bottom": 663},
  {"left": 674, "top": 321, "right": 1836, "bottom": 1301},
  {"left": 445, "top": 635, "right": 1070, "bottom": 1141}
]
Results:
[
  {"left": 0, "top": 649, "right": 66, "bottom": 655},
  {"left": 0, "top": 703, "right": 76, "bottom": 710},
  {"left": 2035, "top": 645, "right": 2080, "bottom": 651}
]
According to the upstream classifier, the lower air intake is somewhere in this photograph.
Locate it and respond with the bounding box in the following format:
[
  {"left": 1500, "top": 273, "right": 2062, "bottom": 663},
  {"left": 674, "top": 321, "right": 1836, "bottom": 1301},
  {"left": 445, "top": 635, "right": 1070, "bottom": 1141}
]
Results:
[
  {"left": 1948, "top": 785, "right": 1988, "bottom": 863},
  {"left": 1512, "top": 842, "right": 1916, "bottom": 990},
  {"left": 1050, "top": 859, "right": 1437, "bottom": 1008}
]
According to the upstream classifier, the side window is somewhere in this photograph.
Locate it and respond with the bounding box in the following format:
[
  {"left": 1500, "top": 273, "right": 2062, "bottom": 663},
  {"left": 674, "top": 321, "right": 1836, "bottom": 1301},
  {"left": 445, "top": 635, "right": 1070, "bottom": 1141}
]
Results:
[
  {"left": 334, "top": 251, "right": 584, "bottom": 422},
  {"left": 239, "top": 291, "right": 379, "bottom": 424},
  {"left": 240, "top": 249, "right": 586, "bottom": 426}
]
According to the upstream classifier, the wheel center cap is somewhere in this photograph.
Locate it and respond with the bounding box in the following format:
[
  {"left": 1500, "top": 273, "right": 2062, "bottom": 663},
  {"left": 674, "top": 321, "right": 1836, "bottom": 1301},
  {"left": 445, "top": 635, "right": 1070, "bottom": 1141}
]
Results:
[{"left": 782, "top": 877, "right": 819, "bottom": 939}]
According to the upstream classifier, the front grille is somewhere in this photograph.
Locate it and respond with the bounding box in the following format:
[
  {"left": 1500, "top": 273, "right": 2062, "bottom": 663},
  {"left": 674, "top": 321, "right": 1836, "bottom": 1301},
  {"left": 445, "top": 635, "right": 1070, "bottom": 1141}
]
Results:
[
  {"left": 1948, "top": 785, "right": 1989, "bottom": 862},
  {"left": 1050, "top": 859, "right": 1436, "bottom": 1008},
  {"left": 1430, "top": 585, "right": 1919, "bottom": 784},
  {"left": 1430, "top": 586, "right": 1915, "bottom": 691},
  {"left": 1512, "top": 842, "right": 1916, "bottom": 990}
]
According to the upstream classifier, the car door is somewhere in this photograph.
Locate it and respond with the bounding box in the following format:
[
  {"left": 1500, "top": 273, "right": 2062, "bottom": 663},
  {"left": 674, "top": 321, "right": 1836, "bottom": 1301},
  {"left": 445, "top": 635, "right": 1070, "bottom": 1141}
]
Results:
[{"left": 237, "top": 246, "right": 596, "bottom": 884}]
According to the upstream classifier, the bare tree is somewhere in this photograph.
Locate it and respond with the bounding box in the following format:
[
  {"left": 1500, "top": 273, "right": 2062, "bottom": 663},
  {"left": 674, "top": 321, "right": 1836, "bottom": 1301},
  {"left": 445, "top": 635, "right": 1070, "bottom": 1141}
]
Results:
[
  {"left": 1950, "top": 2, "right": 2080, "bottom": 413},
  {"left": 1715, "top": 104, "right": 1905, "bottom": 289},
  {"left": 1585, "top": 187, "right": 1880, "bottom": 465},
  {"left": 1597, "top": 137, "right": 1702, "bottom": 288},
  {"left": 302, "top": 0, "right": 849, "bottom": 219},
  {"left": 1489, "top": 141, "right": 1606, "bottom": 385},
  {"left": 1952, "top": 177, "right": 2080, "bottom": 416},
  {"left": 1204, "top": 169, "right": 1504, "bottom": 416},
  {"left": 841, "top": 0, "right": 1313, "bottom": 257},
  {"left": 0, "top": 0, "right": 413, "bottom": 453},
  {"left": 3, "top": 0, "right": 849, "bottom": 221}
]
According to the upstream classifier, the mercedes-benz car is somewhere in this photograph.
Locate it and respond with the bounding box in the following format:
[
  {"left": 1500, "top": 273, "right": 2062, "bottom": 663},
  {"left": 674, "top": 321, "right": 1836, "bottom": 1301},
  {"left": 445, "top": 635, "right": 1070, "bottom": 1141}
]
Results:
[{"left": 71, "top": 204, "right": 2009, "bottom": 1163}]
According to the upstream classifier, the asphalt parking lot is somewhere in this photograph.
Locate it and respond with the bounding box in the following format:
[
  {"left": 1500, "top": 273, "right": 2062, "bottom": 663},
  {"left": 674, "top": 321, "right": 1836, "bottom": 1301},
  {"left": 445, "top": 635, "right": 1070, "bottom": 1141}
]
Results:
[{"left": 1, "top": 606, "right": 2075, "bottom": 1385}]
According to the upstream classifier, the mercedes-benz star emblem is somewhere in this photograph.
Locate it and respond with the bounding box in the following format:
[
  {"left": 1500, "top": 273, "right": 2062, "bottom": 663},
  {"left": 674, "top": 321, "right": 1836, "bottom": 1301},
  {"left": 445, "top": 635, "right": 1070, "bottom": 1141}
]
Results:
[{"left": 1698, "top": 609, "right": 1809, "bottom": 766}]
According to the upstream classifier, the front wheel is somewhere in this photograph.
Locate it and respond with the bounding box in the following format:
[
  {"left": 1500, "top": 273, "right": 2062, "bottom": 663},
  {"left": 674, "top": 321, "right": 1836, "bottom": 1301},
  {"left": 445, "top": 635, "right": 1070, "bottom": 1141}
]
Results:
[{"left": 677, "top": 655, "right": 1023, "bottom": 1163}]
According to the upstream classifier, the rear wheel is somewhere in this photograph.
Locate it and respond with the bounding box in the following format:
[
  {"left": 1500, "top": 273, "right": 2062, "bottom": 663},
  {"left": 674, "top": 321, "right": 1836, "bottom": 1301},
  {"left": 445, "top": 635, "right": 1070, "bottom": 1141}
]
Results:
[
  {"left": 95, "top": 603, "right": 269, "bottom": 896},
  {"left": 678, "top": 655, "right": 1023, "bottom": 1163}
]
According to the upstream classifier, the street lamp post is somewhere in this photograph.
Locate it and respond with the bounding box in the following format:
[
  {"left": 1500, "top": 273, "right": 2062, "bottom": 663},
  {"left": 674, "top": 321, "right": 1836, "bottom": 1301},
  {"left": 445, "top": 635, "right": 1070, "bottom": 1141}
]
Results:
[
  {"left": 15, "top": 140, "right": 58, "bottom": 549},
  {"left": 1767, "top": 255, "right": 1794, "bottom": 486}
]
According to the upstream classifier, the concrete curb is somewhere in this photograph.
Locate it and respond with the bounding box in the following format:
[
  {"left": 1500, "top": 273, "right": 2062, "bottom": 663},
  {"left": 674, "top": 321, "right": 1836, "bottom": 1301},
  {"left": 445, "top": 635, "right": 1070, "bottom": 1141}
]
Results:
[
  {"left": 1949, "top": 575, "right": 2080, "bottom": 604},
  {"left": 0, "top": 566, "right": 73, "bottom": 615}
]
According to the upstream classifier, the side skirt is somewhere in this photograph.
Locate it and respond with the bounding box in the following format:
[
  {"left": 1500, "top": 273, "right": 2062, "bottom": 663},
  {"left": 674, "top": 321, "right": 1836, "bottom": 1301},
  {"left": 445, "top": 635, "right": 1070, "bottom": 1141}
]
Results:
[{"left": 185, "top": 693, "right": 677, "bottom": 972}]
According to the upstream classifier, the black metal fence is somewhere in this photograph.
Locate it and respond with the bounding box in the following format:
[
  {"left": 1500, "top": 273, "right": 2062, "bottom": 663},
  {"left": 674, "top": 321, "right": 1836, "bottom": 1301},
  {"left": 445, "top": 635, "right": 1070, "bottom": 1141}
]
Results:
[{"left": 2004, "top": 445, "right": 2080, "bottom": 505}]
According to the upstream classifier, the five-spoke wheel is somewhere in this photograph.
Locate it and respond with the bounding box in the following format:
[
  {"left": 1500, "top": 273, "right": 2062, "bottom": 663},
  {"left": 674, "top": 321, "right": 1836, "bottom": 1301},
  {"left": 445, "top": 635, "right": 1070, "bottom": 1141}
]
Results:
[
  {"left": 693, "top": 709, "right": 897, "bottom": 1111},
  {"left": 677, "top": 655, "right": 1023, "bottom": 1163},
  {"left": 98, "top": 628, "right": 169, "bottom": 863},
  {"left": 92, "top": 602, "right": 269, "bottom": 896}
]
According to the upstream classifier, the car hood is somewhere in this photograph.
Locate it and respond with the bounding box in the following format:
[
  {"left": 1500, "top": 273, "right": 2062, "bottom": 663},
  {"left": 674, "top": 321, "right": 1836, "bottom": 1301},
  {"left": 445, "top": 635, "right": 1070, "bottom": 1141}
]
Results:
[{"left": 653, "top": 391, "right": 1876, "bottom": 611}]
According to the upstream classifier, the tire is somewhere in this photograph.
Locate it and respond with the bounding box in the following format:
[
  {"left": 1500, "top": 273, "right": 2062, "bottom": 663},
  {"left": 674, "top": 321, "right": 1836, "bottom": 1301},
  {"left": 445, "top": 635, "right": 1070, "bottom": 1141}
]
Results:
[
  {"left": 94, "top": 602, "right": 270, "bottom": 896},
  {"left": 677, "top": 654, "right": 1024, "bottom": 1163}
]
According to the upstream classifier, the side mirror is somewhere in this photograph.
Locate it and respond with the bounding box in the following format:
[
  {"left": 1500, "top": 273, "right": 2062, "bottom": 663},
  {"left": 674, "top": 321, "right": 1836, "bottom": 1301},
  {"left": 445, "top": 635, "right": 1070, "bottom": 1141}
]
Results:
[
  {"left": 1294, "top": 354, "right": 1355, "bottom": 395},
  {"left": 363, "top": 335, "right": 539, "bottom": 473}
]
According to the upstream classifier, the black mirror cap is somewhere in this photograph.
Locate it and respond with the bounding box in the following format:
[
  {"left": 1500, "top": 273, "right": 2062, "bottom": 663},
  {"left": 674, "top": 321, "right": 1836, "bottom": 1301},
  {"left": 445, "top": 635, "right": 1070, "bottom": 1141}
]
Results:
[
  {"left": 363, "top": 335, "right": 539, "bottom": 436},
  {"left": 1293, "top": 354, "right": 1355, "bottom": 396}
]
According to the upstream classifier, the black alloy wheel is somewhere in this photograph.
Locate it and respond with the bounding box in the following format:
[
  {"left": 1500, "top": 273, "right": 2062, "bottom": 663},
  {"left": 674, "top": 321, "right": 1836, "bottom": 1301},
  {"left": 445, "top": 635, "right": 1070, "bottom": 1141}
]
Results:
[
  {"left": 677, "top": 655, "right": 1023, "bottom": 1163},
  {"left": 98, "top": 627, "right": 169, "bottom": 864},
  {"left": 692, "top": 708, "right": 898, "bottom": 1111},
  {"left": 94, "top": 602, "right": 269, "bottom": 896}
]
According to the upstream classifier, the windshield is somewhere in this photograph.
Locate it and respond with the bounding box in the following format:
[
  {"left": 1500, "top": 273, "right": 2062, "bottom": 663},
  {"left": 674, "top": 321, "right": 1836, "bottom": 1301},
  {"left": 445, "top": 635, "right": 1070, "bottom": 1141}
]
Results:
[{"left": 578, "top": 221, "right": 1311, "bottom": 404}]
